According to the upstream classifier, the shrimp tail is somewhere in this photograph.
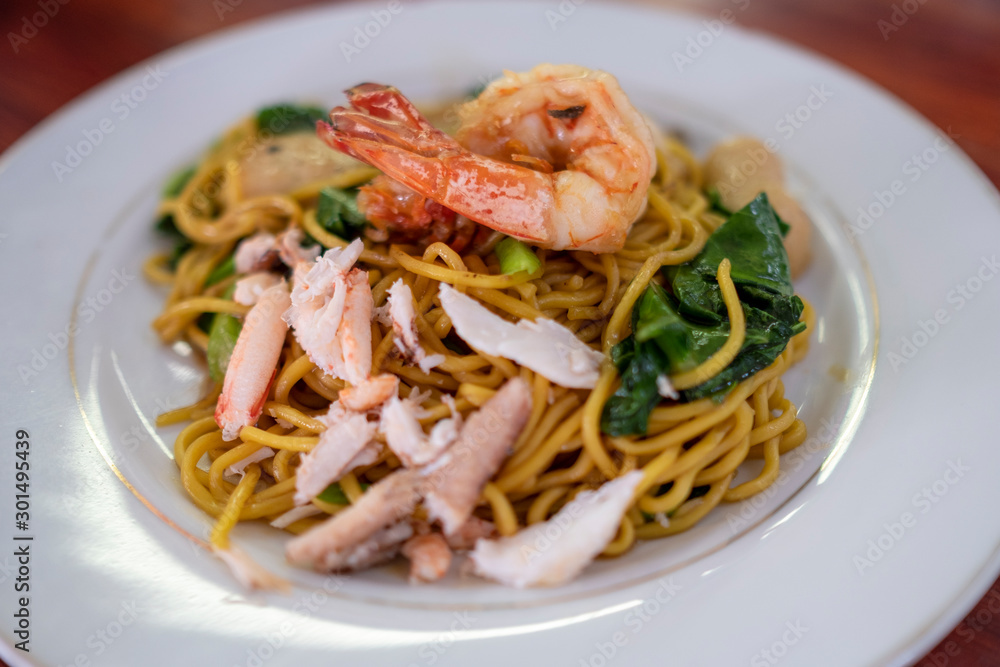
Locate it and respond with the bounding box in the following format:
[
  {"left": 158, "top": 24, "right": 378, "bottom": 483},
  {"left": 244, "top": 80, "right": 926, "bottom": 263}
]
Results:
[{"left": 343, "top": 83, "right": 443, "bottom": 135}]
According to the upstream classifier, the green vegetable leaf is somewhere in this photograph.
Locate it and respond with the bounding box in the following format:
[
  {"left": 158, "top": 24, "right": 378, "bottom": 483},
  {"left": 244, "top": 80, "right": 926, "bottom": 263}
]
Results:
[
  {"left": 602, "top": 193, "right": 805, "bottom": 435},
  {"left": 162, "top": 164, "right": 196, "bottom": 198},
  {"left": 317, "top": 481, "right": 371, "bottom": 505},
  {"left": 256, "top": 104, "right": 326, "bottom": 135},
  {"left": 494, "top": 237, "right": 542, "bottom": 275},
  {"left": 154, "top": 213, "right": 193, "bottom": 270},
  {"left": 601, "top": 335, "right": 671, "bottom": 436},
  {"left": 706, "top": 186, "right": 731, "bottom": 216},
  {"left": 316, "top": 187, "right": 367, "bottom": 240},
  {"left": 207, "top": 286, "right": 242, "bottom": 382},
  {"left": 317, "top": 483, "right": 349, "bottom": 505},
  {"left": 205, "top": 254, "right": 235, "bottom": 287},
  {"left": 672, "top": 193, "right": 794, "bottom": 300}
]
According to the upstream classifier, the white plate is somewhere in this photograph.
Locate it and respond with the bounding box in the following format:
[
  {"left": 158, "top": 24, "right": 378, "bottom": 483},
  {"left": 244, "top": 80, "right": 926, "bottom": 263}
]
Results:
[{"left": 2, "top": 2, "right": 999, "bottom": 665}]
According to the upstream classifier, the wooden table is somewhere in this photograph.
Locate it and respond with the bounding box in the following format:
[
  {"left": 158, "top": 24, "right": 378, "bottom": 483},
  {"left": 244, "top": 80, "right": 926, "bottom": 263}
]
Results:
[{"left": 1, "top": 0, "right": 997, "bottom": 665}]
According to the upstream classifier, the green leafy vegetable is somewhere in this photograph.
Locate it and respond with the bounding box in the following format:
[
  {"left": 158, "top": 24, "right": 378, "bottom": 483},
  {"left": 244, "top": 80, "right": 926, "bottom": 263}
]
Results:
[
  {"left": 317, "top": 481, "right": 371, "bottom": 505},
  {"left": 602, "top": 193, "right": 805, "bottom": 436},
  {"left": 494, "top": 237, "right": 542, "bottom": 275},
  {"left": 154, "top": 213, "right": 192, "bottom": 270},
  {"left": 206, "top": 286, "right": 242, "bottom": 382},
  {"left": 317, "top": 483, "right": 349, "bottom": 505},
  {"left": 705, "top": 186, "right": 731, "bottom": 216},
  {"left": 315, "top": 186, "right": 367, "bottom": 240},
  {"left": 205, "top": 254, "right": 235, "bottom": 287},
  {"left": 162, "top": 164, "right": 196, "bottom": 198},
  {"left": 256, "top": 104, "right": 326, "bottom": 135}
]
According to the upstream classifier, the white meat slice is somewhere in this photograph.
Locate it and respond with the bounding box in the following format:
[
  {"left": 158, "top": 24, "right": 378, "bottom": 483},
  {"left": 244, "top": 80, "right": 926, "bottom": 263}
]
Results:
[
  {"left": 293, "top": 404, "right": 377, "bottom": 505},
  {"left": 234, "top": 232, "right": 279, "bottom": 274},
  {"left": 401, "top": 533, "right": 452, "bottom": 583},
  {"left": 225, "top": 446, "right": 275, "bottom": 478},
  {"left": 213, "top": 546, "right": 290, "bottom": 591},
  {"left": 469, "top": 471, "right": 643, "bottom": 588},
  {"left": 286, "top": 469, "right": 422, "bottom": 571},
  {"left": 422, "top": 378, "right": 532, "bottom": 535},
  {"left": 380, "top": 392, "right": 460, "bottom": 468},
  {"left": 283, "top": 240, "right": 372, "bottom": 384},
  {"left": 276, "top": 226, "right": 320, "bottom": 267},
  {"left": 233, "top": 272, "right": 283, "bottom": 306},
  {"left": 444, "top": 516, "right": 497, "bottom": 551},
  {"left": 339, "top": 373, "right": 399, "bottom": 412},
  {"left": 437, "top": 284, "right": 603, "bottom": 389},
  {"left": 385, "top": 279, "right": 444, "bottom": 372},
  {"left": 270, "top": 504, "right": 323, "bottom": 529}
]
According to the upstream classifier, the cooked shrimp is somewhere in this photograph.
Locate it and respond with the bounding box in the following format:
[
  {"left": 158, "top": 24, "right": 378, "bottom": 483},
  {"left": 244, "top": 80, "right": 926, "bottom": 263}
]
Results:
[
  {"left": 422, "top": 378, "right": 532, "bottom": 535},
  {"left": 284, "top": 239, "right": 373, "bottom": 385},
  {"left": 319, "top": 64, "right": 656, "bottom": 252},
  {"left": 402, "top": 533, "right": 452, "bottom": 583},
  {"left": 703, "top": 137, "right": 812, "bottom": 277},
  {"left": 469, "top": 471, "right": 642, "bottom": 588},
  {"left": 215, "top": 282, "right": 290, "bottom": 441},
  {"left": 286, "top": 469, "right": 422, "bottom": 572}
]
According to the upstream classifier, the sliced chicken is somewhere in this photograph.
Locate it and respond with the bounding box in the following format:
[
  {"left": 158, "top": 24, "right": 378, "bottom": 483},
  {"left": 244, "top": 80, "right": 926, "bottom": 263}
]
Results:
[
  {"left": 402, "top": 533, "right": 452, "bottom": 583},
  {"left": 422, "top": 378, "right": 532, "bottom": 535},
  {"left": 386, "top": 279, "right": 445, "bottom": 372},
  {"left": 469, "top": 471, "right": 643, "bottom": 588},
  {"left": 438, "top": 284, "right": 603, "bottom": 389},
  {"left": 338, "top": 373, "right": 399, "bottom": 412},
  {"left": 293, "top": 404, "right": 377, "bottom": 505},
  {"left": 286, "top": 469, "right": 422, "bottom": 572},
  {"left": 240, "top": 132, "right": 362, "bottom": 199}
]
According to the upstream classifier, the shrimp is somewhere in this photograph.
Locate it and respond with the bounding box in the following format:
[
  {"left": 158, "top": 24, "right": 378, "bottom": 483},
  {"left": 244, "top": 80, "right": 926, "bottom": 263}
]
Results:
[
  {"left": 215, "top": 282, "right": 291, "bottom": 441},
  {"left": 318, "top": 64, "right": 656, "bottom": 252}
]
